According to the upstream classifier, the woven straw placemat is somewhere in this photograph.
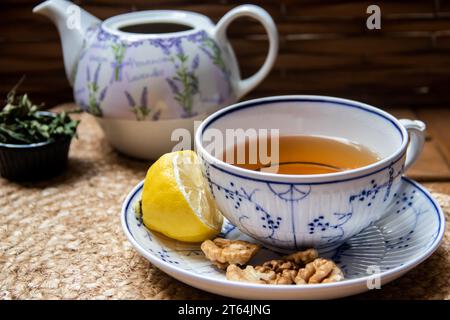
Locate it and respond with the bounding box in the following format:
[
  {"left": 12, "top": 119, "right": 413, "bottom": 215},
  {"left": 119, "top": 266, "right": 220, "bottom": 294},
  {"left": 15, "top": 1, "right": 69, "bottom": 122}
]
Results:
[{"left": 0, "top": 112, "right": 449, "bottom": 300}]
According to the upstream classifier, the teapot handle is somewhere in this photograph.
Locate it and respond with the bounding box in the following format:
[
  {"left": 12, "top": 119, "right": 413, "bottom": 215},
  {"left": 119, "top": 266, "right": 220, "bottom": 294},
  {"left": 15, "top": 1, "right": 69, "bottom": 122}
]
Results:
[{"left": 214, "top": 5, "right": 278, "bottom": 99}]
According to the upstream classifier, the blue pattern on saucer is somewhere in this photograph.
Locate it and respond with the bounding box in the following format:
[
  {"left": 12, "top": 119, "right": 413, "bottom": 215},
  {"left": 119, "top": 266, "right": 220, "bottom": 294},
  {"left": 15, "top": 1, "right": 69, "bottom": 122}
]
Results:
[{"left": 123, "top": 177, "right": 443, "bottom": 281}]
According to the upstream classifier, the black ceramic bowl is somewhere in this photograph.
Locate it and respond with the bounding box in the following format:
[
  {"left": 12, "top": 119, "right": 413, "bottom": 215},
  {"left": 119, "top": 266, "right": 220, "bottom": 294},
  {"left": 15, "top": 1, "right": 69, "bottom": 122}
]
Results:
[{"left": 0, "top": 112, "right": 72, "bottom": 181}]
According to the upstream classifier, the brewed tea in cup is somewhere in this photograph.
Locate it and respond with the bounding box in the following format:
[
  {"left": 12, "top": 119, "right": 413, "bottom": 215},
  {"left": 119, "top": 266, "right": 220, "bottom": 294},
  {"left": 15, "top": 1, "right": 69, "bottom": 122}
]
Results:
[{"left": 223, "top": 135, "right": 381, "bottom": 175}]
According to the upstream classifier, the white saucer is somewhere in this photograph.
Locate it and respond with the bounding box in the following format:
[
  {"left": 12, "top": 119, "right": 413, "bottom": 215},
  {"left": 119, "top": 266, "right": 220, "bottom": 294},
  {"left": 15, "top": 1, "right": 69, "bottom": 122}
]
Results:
[{"left": 121, "top": 177, "right": 445, "bottom": 299}]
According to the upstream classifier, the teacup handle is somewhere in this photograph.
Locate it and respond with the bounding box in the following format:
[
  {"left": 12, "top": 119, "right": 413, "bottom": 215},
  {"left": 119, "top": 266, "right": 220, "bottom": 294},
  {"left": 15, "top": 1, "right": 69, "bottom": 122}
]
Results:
[
  {"left": 399, "top": 119, "right": 426, "bottom": 171},
  {"left": 214, "top": 5, "right": 278, "bottom": 99}
]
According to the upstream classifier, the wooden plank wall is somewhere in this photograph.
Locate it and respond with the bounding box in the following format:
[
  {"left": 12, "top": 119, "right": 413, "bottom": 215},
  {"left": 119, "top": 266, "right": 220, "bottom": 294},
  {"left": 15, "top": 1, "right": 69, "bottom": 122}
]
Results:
[{"left": 1, "top": 0, "right": 450, "bottom": 109}]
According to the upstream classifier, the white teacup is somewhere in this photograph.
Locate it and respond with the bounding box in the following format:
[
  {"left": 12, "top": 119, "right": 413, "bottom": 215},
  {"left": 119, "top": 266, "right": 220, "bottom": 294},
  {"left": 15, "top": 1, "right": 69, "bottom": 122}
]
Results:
[{"left": 195, "top": 96, "right": 426, "bottom": 250}]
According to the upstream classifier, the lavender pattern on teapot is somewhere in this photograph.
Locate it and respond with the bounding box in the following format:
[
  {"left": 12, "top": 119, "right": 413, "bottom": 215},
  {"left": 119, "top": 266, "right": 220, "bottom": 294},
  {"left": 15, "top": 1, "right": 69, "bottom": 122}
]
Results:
[
  {"left": 85, "top": 63, "right": 107, "bottom": 117},
  {"left": 124, "top": 87, "right": 150, "bottom": 121}
]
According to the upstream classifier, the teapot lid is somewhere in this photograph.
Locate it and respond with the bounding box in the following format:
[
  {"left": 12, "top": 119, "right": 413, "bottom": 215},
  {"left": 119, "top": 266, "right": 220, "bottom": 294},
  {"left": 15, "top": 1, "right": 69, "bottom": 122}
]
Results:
[{"left": 102, "top": 10, "right": 214, "bottom": 40}]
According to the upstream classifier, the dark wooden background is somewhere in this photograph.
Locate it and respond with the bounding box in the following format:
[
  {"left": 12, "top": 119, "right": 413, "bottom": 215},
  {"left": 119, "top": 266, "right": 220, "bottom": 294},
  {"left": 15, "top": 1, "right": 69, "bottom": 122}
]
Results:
[{"left": 1, "top": 0, "right": 450, "bottom": 109}]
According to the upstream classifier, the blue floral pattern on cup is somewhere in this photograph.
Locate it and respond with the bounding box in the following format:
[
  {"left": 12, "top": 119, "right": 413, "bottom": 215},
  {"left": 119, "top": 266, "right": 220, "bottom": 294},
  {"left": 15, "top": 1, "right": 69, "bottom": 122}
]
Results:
[{"left": 201, "top": 155, "right": 405, "bottom": 249}]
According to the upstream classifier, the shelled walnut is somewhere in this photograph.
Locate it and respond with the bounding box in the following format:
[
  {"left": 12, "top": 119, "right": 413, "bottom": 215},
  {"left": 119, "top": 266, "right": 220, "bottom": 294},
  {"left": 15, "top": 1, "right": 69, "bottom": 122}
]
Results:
[
  {"left": 227, "top": 264, "right": 297, "bottom": 285},
  {"left": 226, "top": 264, "right": 275, "bottom": 284},
  {"left": 294, "top": 258, "right": 344, "bottom": 284},
  {"left": 202, "top": 238, "right": 344, "bottom": 285},
  {"left": 255, "top": 259, "right": 300, "bottom": 284},
  {"left": 284, "top": 248, "right": 318, "bottom": 265},
  {"left": 200, "top": 238, "right": 260, "bottom": 269}
]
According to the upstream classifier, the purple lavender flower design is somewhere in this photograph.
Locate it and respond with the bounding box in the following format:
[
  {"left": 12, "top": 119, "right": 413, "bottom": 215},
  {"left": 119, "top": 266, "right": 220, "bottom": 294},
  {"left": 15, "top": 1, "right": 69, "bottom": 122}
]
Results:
[
  {"left": 199, "top": 47, "right": 213, "bottom": 60},
  {"left": 149, "top": 39, "right": 171, "bottom": 55},
  {"left": 124, "top": 87, "right": 150, "bottom": 121},
  {"left": 86, "top": 63, "right": 106, "bottom": 117},
  {"left": 97, "top": 29, "right": 118, "bottom": 43},
  {"left": 191, "top": 54, "right": 200, "bottom": 71},
  {"left": 71, "top": 39, "right": 88, "bottom": 84},
  {"left": 94, "top": 63, "right": 101, "bottom": 85},
  {"left": 97, "top": 29, "right": 109, "bottom": 42},
  {"left": 124, "top": 90, "right": 135, "bottom": 107},
  {"left": 199, "top": 37, "right": 228, "bottom": 75},
  {"left": 99, "top": 87, "right": 108, "bottom": 102},
  {"left": 174, "top": 39, "right": 184, "bottom": 56},
  {"left": 141, "top": 86, "right": 148, "bottom": 108},
  {"left": 166, "top": 78, "right": 180, "bottom": 95},
  {"left": 86, "top": 65, "right": 91, "bottom": 82},
  {"left": 148, "top": 31, "right": 208, "bottom": 55},
  {"left": 127, "top": 40, "right": 144, "bottom": 48},
  {"left": 166, "top": 53, "right": 200, "bottom": 117},
  {"left": 198, "top": 36, "right": 231, "bottom": 95},
  {"left": 149, "top": 34, "right": 204, "bottom": 56},
  {"left": 186, "top": 31, "right": 207, "bottom": 43}
]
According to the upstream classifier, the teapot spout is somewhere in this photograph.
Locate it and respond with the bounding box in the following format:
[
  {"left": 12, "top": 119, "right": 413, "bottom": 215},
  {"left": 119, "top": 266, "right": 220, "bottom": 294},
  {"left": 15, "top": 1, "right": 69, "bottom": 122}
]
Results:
[{"left": 33, "top": 0, "right": 100, "bottom": 86}]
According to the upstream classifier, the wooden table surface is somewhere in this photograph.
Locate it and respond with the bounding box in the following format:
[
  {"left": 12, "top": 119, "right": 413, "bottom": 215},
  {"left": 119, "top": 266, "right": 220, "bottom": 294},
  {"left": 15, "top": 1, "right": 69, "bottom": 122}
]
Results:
[
  {"left": 392, "top": 108, "right": 450, "bottom": 182},
  {"left": 0, "top": 104, "right": 448, "bottom": 300}
]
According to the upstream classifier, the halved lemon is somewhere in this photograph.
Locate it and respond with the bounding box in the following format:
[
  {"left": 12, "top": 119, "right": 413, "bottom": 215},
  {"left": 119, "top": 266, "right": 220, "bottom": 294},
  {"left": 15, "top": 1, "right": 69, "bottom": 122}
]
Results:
[{"left": 141, "top": 150, "right": 223, "bottom": 242}]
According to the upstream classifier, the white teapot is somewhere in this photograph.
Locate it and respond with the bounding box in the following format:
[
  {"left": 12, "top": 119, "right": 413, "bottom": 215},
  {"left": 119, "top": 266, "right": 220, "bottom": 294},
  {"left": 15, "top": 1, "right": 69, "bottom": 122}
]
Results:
[
  {"left": 33, "top": 0, "right": 278, "bottom": 159},
  {"left": 33, "top": 0, "right": 278, "bottom": 122}
]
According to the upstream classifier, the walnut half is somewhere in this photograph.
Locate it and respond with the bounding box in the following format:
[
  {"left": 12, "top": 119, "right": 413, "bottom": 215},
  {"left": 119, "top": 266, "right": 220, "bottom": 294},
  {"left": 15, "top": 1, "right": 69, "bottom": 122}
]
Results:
[
  {"left": 226, "top": 264, "right": 275, "bottom": 284},
  {"left": 254, "top": 259, "right": 299, "bottom": 284},
  {"left": 226, "top": 264, "right": 297, "bottom": 285},
  {"left": 294, "top": 258, "right": 344, "bottom": 284},
  {"left": 200, "top": 238, "right": 260, "bottom": 269},
  {"left": 283, "top": 248, "right": 318, "bottom": 265}
]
